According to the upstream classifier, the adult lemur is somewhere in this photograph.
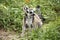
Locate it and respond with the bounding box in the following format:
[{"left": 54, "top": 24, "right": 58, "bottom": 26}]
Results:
[{"left": 21, "top": 5, "right": 45, "bottom": 37}]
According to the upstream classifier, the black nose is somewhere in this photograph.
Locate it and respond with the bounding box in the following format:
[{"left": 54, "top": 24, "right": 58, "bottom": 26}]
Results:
[{"left": 26, "top": 11, "right": 29, "bottom": 13}]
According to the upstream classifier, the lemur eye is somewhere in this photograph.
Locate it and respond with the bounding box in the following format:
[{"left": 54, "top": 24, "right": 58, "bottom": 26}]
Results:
[{"left": 30, "top": 12, "right": 32, "bottom": 14}]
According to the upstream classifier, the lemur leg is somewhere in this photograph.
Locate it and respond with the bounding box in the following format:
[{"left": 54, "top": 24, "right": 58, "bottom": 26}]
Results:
[
  {"left": 21, "top": 15, "right": 27, "bottom": 37},
  {"left": 21, "top": 25, "right": 26, "bottom": 37},
  {"left": 32, "top": 23, "right": 36, "bottom": 30},
  {"left": 21, "top": 24, "right": 29, "bottom": 37},
  {"left": 38, "top": 22, "right": 43, "bottom": 28}
]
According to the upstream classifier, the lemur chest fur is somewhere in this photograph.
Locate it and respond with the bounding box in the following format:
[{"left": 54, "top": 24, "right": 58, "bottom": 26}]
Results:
[{"left": 26, "top": 18, "right": 33, "bottom": 25}]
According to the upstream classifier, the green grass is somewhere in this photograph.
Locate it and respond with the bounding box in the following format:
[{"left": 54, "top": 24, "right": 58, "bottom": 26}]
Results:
[{"left": 0, "top": 0, "right": 60, "bottom": 40}]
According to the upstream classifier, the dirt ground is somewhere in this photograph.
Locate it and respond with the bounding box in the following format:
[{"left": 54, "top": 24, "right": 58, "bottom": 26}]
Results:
[{"left": 0, "top": 29, "right": 21, "bottom": 40}]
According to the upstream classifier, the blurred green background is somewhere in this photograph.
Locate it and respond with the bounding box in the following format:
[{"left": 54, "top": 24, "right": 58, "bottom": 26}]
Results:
[{"left": 0, "top": 0, "right": 60, "bottom": 40}]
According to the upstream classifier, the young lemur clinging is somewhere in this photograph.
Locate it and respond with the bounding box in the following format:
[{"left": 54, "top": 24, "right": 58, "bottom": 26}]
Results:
[{"left": 21, "top": 5, "right": 45, "bottom": 37}]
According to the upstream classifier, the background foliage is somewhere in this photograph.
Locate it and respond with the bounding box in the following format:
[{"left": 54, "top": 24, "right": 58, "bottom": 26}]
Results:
[{"left": 0, "top": 0, "right": 60, "bottom": 40}]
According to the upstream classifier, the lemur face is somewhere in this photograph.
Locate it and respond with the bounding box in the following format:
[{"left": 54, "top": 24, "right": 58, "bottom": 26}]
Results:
[
  {"left": 27, "top": 9, "right": 35, "bottom": 18},
  {"left": 23, "top": 6, "right": 35, "bottom": 18}
]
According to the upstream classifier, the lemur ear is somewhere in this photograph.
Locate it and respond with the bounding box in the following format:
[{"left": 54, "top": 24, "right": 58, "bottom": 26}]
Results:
[
  {"left": 36, "top": 5, "right": 40, "bottom": 8},
  {"left": 36, "top": 5, "right": 40, "bottom": 11},
  {"left": 23, "top": 5, "right": 29, "bottom": 12},
  {"left": 33, "top": 5, "right": 40, "bottom": 12}
]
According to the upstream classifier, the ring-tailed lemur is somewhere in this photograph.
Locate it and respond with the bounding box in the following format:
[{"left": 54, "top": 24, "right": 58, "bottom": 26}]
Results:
[{"left": 21, "top": 5, "right": 45, "bottom": 37}]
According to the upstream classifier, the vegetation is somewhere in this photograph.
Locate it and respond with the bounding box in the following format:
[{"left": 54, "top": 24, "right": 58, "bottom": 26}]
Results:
[{"left": 0, "top": 0, "right": 60, "bottom": 40}]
